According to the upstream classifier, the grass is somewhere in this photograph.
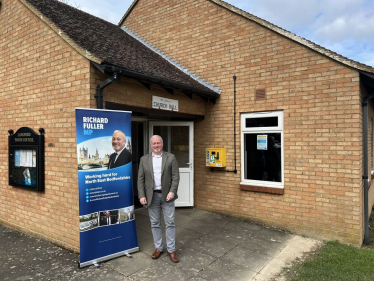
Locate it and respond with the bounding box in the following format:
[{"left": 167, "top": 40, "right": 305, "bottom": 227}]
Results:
[{"left": 280, "top": 212, "right": 374, "bottom": 281}]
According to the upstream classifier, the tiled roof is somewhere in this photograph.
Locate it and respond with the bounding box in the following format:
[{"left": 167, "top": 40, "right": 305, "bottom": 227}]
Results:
[
  {"left": 20, "top": 0, "right": 220, "bottom": 97},
  {"left": 120, "top": 0, "right": 374, "bottom": 74}
]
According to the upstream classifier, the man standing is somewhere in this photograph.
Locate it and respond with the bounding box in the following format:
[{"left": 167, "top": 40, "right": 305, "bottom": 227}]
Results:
[
  {"left": 101, "top": 211, "right": 115, "bottom": 225},
  {"left": 137, "top": 135, "right": 180, "bottom": 263},
  {"left": 126, "top": 208, "right": 133, "bottom": 221},
  {"left": 108, "top": 130, "right": 132, "bottom": 169}
]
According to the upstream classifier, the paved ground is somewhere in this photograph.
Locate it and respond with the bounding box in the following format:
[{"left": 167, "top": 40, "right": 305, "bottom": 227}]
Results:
[{"left": 0, "top": 208, "right": 321, "bottom": 280}]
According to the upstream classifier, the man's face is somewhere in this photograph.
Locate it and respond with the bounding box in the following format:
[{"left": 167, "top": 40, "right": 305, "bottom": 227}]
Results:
[
  {"left": 112, "top": 132, "right": 126, "bottom": 152},
  {"left": 151, "top": 136, "right": 163, "bottom": 155},
  {"left": 106, "top": 211, "right": 110, "bottom": 217}
]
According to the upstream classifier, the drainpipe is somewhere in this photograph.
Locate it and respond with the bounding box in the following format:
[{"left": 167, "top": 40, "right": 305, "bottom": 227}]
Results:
[
  {"left": 362, "top": 92, "right": 374, "bottom": 245},
  {"left": 233, "top": 75, "right": 237, "bottom": 174},
  {"left": 95, "top": 72, "right": 118, "bottom": 109}
]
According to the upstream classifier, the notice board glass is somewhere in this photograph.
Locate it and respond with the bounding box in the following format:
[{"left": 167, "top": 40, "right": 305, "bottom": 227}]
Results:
[{"left": 9, "top": 147, "right": 38, "bottom": 189}]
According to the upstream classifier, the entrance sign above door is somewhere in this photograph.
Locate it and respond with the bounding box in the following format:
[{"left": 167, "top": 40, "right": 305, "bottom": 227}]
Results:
[{"left": 152, "top": 96, "right": 179, "bottom": 111}]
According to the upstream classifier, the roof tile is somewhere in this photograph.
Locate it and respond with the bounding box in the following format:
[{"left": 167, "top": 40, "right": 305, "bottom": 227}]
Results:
[{"left": 22, "top": 0, "right": 220, "bottom": 96}]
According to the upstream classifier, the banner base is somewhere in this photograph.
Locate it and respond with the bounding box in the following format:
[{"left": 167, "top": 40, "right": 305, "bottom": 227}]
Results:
[{"left": 78, "top": 247, "right": 139, "bottom": 268}]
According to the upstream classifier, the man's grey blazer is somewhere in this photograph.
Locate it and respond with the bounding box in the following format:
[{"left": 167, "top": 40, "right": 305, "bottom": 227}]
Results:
[{"left": 137, "top": 151, "right": 180, "bottom": 206}]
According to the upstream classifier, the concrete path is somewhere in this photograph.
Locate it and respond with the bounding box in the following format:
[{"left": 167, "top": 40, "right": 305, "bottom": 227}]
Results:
[{"left": 0, "top": 208, "right": 321, "bottom": 280}]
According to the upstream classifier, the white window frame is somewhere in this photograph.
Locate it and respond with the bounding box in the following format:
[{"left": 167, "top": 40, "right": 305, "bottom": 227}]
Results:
[{"left": 240, "top": 111, "right": 284, "bottom": 189}]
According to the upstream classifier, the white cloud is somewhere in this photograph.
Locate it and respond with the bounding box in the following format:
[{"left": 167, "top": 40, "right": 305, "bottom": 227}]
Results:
[{"left": 312, "top": 9, "right": 374, "bottom": 43}]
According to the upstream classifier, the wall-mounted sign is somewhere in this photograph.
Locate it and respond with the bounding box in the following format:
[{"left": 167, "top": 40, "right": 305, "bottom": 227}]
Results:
[
  {"left": 152, "top": 96, "right": 179, "bottom": 111},
  {"left": 8, "top": 127, "right": 45, "bottom": 191},
  {"left": 257, "top": 135, "right": 268, "bottom": 150}
]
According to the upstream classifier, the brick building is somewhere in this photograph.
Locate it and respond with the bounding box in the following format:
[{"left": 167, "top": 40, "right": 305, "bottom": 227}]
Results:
[
  {"left": 0, "top": 0, "right": 218, "bottom": 251},
  {"left": 121, "top": 0, "right": 374, "bottom": 246},
  {"left": 1, "top": 0, "right": 374, "bottom": 251}
]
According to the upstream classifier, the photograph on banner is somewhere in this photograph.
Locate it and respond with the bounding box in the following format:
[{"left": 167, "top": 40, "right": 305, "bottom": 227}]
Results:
[
  {"left": 75, "top": 108, "right": 139, "bottom": 267},
  {"left": 99, "top": 209, "right": 119, "bottom": 226},
  {"left": 77, "top": 135, "right": 132, "bottom": 171},
  {"left": 119, "top": 205, "right": 135, "bottom": 223},
  {"left": 79, "top": 212, "right": 99, "bottom": 232}
]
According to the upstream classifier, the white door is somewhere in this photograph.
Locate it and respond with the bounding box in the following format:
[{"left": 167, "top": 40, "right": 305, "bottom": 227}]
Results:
[{"left": 149, "top": 121, "right": 194, "bottom": 207}]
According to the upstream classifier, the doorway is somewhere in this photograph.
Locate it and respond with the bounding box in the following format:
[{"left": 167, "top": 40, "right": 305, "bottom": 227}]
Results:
[
  {"left": 131, "top": 120, "right": 145, "bottom": 208},
  {"left": 149, "top": 121, "right": 194, "bottom": 207}
]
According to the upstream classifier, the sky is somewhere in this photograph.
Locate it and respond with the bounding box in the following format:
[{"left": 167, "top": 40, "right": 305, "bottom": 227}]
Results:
[{"left": 63, "top": 0, "right": 374, "bottom": 67}]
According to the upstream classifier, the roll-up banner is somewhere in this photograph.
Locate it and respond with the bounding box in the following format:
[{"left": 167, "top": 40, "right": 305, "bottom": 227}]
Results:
[{"left": 75, "top": 108, "right": 138, "bottom": 268}]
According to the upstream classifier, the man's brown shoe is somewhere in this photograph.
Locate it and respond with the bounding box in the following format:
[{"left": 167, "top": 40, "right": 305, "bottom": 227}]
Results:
[
  {"left": 151, "top": 249, "right": 163, "bottom": 259},
  {"left": 168, "top": 251, "right": 179, "bottom": 263}
]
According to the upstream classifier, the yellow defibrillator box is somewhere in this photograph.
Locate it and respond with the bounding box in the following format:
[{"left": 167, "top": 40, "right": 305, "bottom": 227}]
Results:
[{"left": 206, "top": 148, "right": 226, "bottom": 167}]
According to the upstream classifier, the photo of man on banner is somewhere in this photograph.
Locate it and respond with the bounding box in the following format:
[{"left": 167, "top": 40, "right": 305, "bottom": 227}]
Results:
[{"left": 108, "top": 130, "right": 132, "bottom": 169}]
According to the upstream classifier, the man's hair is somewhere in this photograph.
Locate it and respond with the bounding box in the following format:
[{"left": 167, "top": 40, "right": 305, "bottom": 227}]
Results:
[
  {"left": 113, "top": 130, "right": 126, "bottom": 139},
  {"left": 150, "top": 135, "right": 163, "bottom": 144}
]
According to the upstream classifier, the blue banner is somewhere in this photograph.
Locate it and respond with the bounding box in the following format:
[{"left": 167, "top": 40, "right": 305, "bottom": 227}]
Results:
[{"left": 76, "top": 108, "right": 138, "bottom": 267}]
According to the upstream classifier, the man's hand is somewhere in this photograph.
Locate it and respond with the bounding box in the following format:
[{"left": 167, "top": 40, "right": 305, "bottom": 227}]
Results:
[
  {"left": 166, "top": 192, "right": 174, "bottom": 201},
  {"left": 140, "top": 197, "right": 147, "bottom": 205}
]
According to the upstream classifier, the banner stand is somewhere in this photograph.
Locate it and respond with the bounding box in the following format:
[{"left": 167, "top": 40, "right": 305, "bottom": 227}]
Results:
[
  {"left": 76, "top": 108, "right": 138, "bottom": 268},
  {"left": 78, "top": 246, "right": 139, "bottom": 268}
]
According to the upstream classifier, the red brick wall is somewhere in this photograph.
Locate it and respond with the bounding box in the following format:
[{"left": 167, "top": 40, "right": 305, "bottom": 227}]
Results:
[
  {"left": 0, "top": 0, "right": 91, "bottom": 251},
  {"left": 0, "top": 0, "right": 208, "bottom": 251},
  {"left": 123, "top": 0, "right": 365, "bottom": 245}
]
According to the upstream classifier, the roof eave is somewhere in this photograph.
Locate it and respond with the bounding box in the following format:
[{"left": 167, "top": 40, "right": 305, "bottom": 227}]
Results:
[{"left": 92, "top": 62, "right": 220, "bottom": 99}]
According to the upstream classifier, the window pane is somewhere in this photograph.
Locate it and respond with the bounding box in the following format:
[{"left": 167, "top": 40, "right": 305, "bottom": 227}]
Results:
[
  {"left": 246, "top": 117, "right": 278, "bottom": 128},
  {"left": 153, "top": 126, "right": 189, "bottom": 168},
  {"left": 244, "top": 133, "right": 281, "bottom": 182}
]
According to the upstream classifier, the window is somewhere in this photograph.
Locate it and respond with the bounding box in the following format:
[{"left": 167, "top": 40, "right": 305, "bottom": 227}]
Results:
[{"left": 241, "top": 111, "right": 284, "bottom": 189}]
